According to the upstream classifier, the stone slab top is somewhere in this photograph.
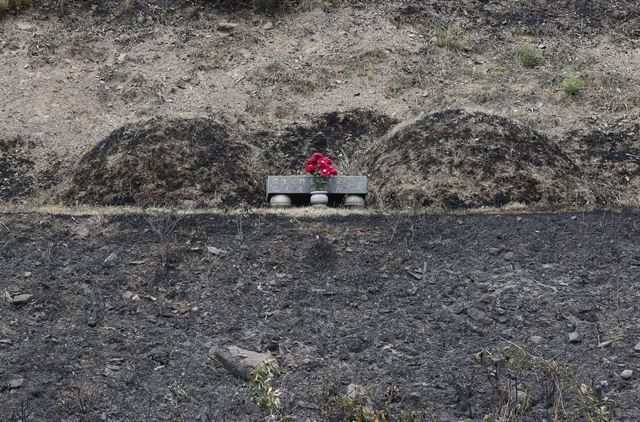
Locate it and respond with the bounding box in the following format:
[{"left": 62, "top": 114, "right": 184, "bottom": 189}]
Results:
[{"left": 266, "top": 176, "right": 367, "bottom": 198}]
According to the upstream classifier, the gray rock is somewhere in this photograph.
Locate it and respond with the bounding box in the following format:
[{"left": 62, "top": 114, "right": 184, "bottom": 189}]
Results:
[
  {"left": 504, "top": 251, "right": 514, "bottom": 261},
  {"left": 621, "top": 369, "right": 633, "bottom": 380},
  {"left": 104, "top": 252, "right": 118, "bottom": 265},
  {"left": 597, "top": 340, "right": 613, "bottom": 348},
  {"left": 122, "top": 291, "right": 134, "bottom": 300},
  {"left": 466, "top": 307, "right": 493, "bottom": 325},
  {"left": 568, "top": 332, "right": 582, "bottom": 343},
  {"left": 488, "top": 247, "right": 500, "bottom": 256},
  {"left": 263, "top": 21, "right": 274, "bottom": 30},
  {"left": 634, "top": 341, "right": 640, "bottom": 352},
  {"left": 529, "top": 335, "right": 544, "bottom": 345},
  {"left": 0, "top": 339, "right": 12, "bottom": 346},
  {"left": 206, "top": 246, "right": 227, "bottom": 257},
  {"left": 210, "top": 345, "right": 274, "bottom": 381},
  {"left": 11, "top": 294, "right": 33, "bottom": 304},
  {"left": 8, "top": 376, "right": 24, "bottom": 389},
  {"left": 217, "top": 22, "right": 238, "bottom": 33}
]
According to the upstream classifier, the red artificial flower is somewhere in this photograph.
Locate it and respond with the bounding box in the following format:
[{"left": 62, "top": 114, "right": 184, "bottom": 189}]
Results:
[
  {"left": 312, "top": 152, "right": 324, "bottom": 158},
  {"left": 306, "top": 157, "right": 316, "bottom": 165},
  {"left": 319, "top": 167, "right": 330, "bottom": 177},
  {"left": 326, "top": 158, "right": 332, "bottom": 165},
  {"left": 330, "top": 167, "right": 338, "bottom": 175},
  {"left": 305, "top": 164, "right": 315, "bottom": 172},
  {"left": 317, "top": 157, "right": 328, "bottom": 167}
]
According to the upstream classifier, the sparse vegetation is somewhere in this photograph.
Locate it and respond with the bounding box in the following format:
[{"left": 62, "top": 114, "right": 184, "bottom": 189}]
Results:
[
  {"left": 516, "top": 43, "right": 542, "bottom": 68},
  {"left": 249, "top": 357, "right": 283, "bottom": 417},
  {"left": 0, "top": 0, "right": 32, "bottom": 12},
  {"left": 434, "top": 25, "right": 465, "bottom": 51},
  {"left": 563, "top": 73, "right": 586, "bottom": 95},
  {"left": 476, "top": 344, "right": 614, "bottom": 422}
]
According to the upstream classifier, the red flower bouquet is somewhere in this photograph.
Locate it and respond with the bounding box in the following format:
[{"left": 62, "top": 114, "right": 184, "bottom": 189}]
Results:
[{"left": 305, "top": 152, "right": 338, "bottom": 190}]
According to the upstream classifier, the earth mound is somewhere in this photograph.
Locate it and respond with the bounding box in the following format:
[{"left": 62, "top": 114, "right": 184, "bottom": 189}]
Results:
[
  {"left": 0, "top": 136, "right": 35, "bottom": 200},
  {"left": 567, "top": 124, "right": 640, "bottom": 207},
  {"left": 66, "top": 117, "right": 264, "bottom": 206},
  {"left": 367, "top": 109, "right": 580, "bottom": 209}
]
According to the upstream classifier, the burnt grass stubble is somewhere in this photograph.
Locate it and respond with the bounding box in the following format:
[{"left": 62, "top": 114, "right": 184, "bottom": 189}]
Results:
[{"left": 1, "top": 211, "right": 639, "bottom": 420}]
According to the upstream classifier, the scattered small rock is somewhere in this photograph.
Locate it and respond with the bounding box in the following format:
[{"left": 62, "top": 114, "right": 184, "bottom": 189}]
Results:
[
  {"left": 104, "top": 252, "right": 118, "bottom": 265},
  {"left": 504, "top": 251, "right": 514, "bottom": 261},
  {"left": 210, "top": 345, "right": 274, "bottom": 381},
  {"left": 620, "top": 369, "right": 633, "bottom": 380},
  {"left": 529, "top": 335, "right": 544, "bottom": 345},
  {"left": 488, "top": 247, "right": 500, "bottom": 256},
  {"left": 597, "top": 340, "right": 613, "bottom": 348},
  {"left": 262, "top": 21, "right": 274, "bottom": 30},
  {"left": 217, "top": 22, "right": 237, "bottom": 34},
  {"left": 207, "top": 246, "right": 227, "bottom": 256},
  {"left": 634, "top": 341, "right": 640, "bottom": 352},
  {"left": 8, "top": 376, "right": 24, "bottom": 389},
  {"left": 11, "top": 293, "right": 33, "bottom": 304},
  {"left": 23, "top": 271, "right": 32, "bottom": 278},
  {"left": 466, "top": 307, "right": 493, "bottom": 325},
  {"left": 568, "top": 332, "right": 582, "bottom": 343},
  {"left": 0, "top": 339, "right": 12, "bottom": 346},
  {"left": 122, "top": 291, "right": 134, "bottom": 300},
  {"left": 116, "top": 53, "right": 127, "bottom": 64}
]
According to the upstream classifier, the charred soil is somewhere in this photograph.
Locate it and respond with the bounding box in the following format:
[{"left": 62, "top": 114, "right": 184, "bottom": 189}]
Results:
[{"left": 1, "top": 211, "right": 640, "bottom": 421}]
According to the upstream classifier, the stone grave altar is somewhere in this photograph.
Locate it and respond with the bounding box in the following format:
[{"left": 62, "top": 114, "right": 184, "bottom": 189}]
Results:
[{"left": 266, "top": 176, "right": 367, "bottom": 208}]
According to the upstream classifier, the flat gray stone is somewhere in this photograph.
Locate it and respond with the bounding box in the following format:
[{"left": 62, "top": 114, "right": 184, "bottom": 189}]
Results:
[
  {"left": 466, "top": 307, "right": 493, "bottom": 325},
  {"left": 11, "top": 294, "right": 33, "bottom": 304},
  {"left": 568, "top": 332, "right": 582, "bottom": 343},
  {"left": 529, "top": 335, "right": 544, "bottom": 345},
  {"left": 266, "top": 176, "right": 367, "bottom": 199},
  {"left": 621, "top": 369, "right": 633, "bottom": 380},
  {"left": 8, "top": 376, "right": 24, "bottom": 389},
  {"left": 209, "top": 345, "right": 273, "bottom": 381}
]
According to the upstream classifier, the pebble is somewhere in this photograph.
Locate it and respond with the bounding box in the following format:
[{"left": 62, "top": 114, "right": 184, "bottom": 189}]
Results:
[
  {"left": 8, "top": 376, "right": 24, "bottom": 389},
  {"left": 217, "top": 22, "right": 238, "bottom": 33},
  {"left": 621, "top": 369, "right": 633, "bottom": 380},
  {"left": 568, "top": 332, "right": 582, "bottom": 343},
  {"left": 634, "top": 341, "right": 640, "bottom": 352},
  {"left": 530, "top": 335, "right": 544, "bottom": 345},
  {"left": 0, "top": 339, "right": 12, "bottom": 346},
  {"left": 504, "top": 251, "right": 514, "bottom": 261},
  {"left": 597, "top": 340, "right": 613, "bottom": 348},
  {"left": 11, "top": 294, "right": 33, "bottom": 304},
  {"left": 122, "top": 291, "right": 134, "bottom": 300},
  {"left": 466, "top": 307, "right": 493, "bottom": 325},
  {"left": 23, "top": 271, "right": 32, "bottom": 278},
  {"left": 104, "top": 252, "right": 118, "bottom": 264},
  {"left": 262, "top": 21, "right": 274, "bottom": 30}
]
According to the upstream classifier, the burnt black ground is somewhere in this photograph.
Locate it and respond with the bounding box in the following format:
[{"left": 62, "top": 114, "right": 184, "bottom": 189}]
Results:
[{"left": 1, "top": 211, "right": 639, "bottom": 421}]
